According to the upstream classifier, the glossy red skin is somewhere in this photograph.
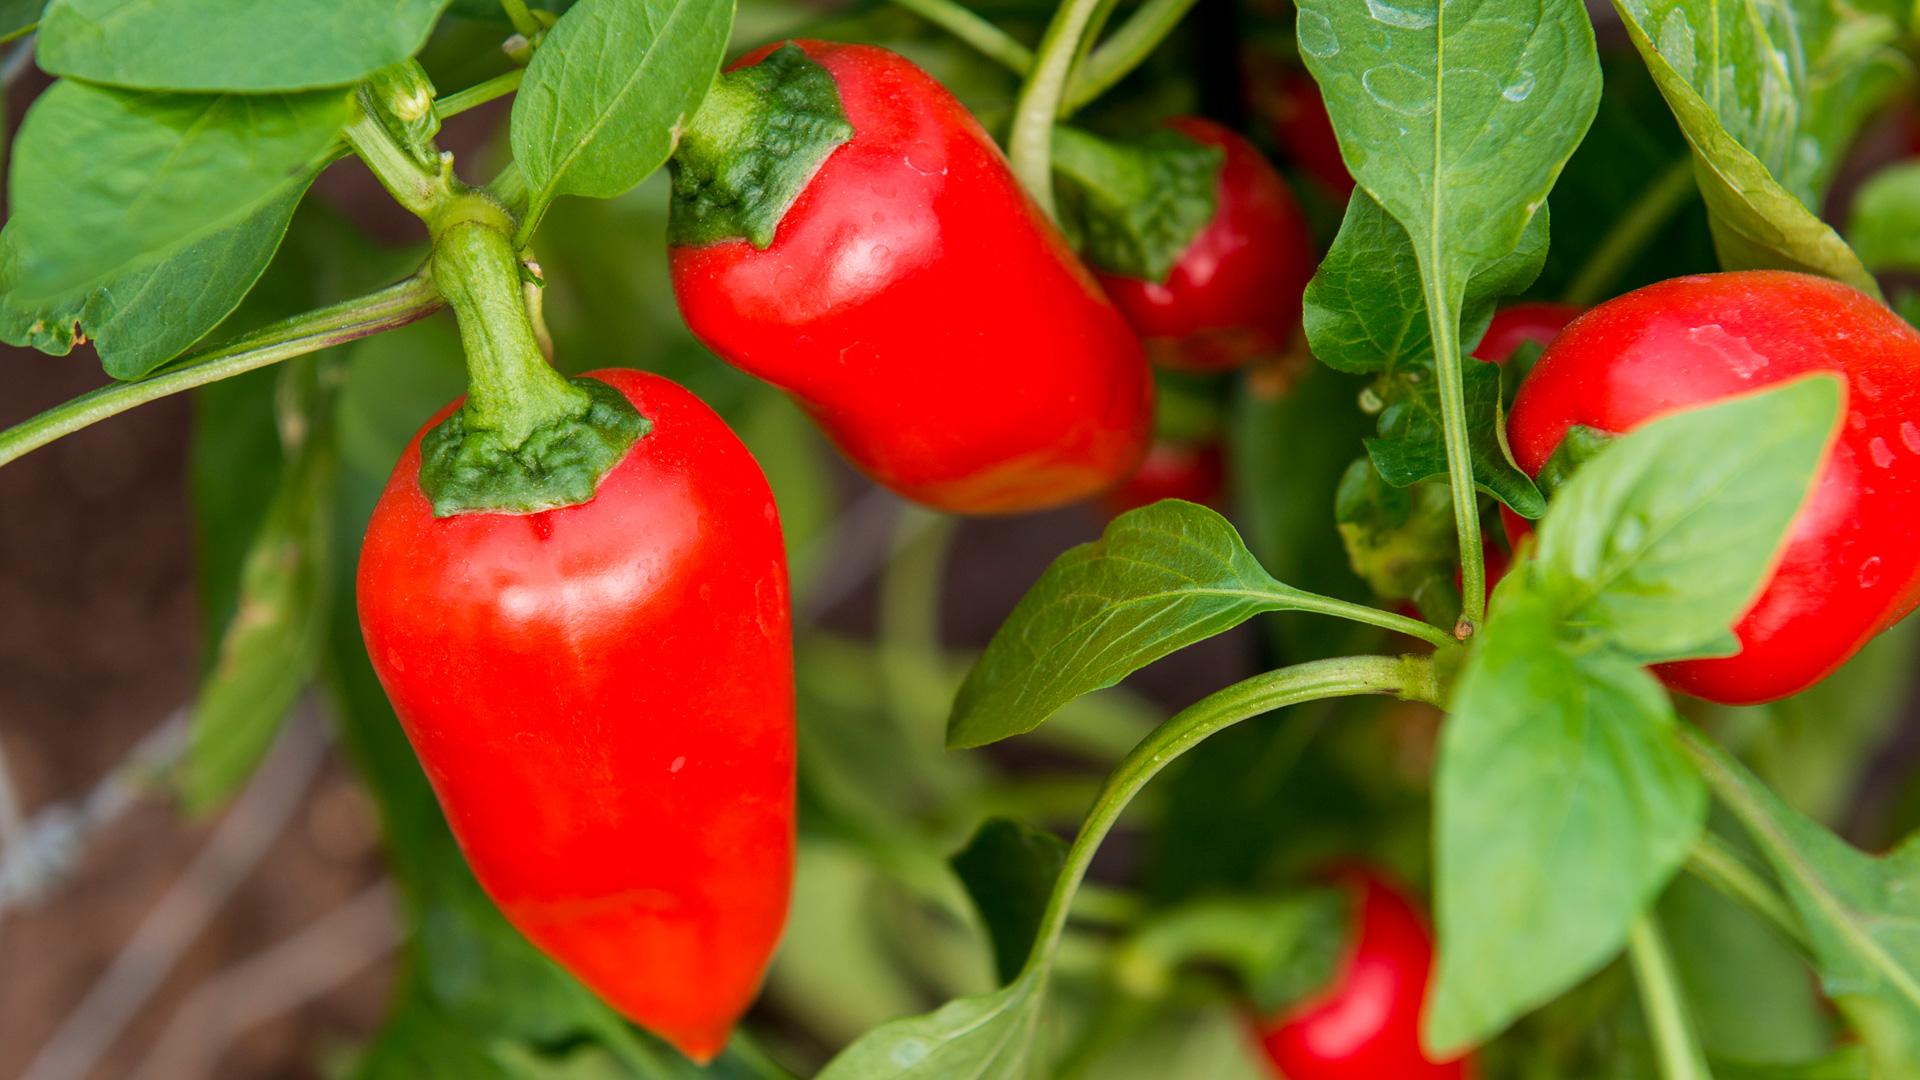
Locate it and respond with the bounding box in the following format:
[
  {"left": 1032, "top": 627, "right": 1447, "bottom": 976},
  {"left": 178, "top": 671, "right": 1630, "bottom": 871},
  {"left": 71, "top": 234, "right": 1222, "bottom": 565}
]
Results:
[
  {"left": 356, "top": 369, "right": 793, "bottom": 1062},
  {"left": 1097, "top": 118, "right": 1315, "bottom": 373},
  {"left": 1100, "top": 439, "right": 1225, "bottom": 516},
  {"left": 1258, "top": 873, "right": 1473, "bottom": 1079},
  {"left": 672, "top": 41, "right": 1153, "bottom": 515},
  {"left": 1506, "top": 272, "right": 1920, "bottom": 704},
  {"left": 1473, "top": 302, "right": 1581, "bottom": 364}
]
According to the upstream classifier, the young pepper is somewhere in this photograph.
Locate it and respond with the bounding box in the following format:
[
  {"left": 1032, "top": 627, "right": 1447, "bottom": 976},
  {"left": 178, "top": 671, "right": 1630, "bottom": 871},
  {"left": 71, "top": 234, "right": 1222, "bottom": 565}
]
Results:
[
  {"left": 358, "top": 210, "right": 792, "bottom": 1062},
  {"left": 1506, "top": 271, "right": 1920, "bottom": 704},
  {"left": 1094, "top": 118, "right": 1316, "bottom": 372},
  {"left": 1257, "top": 871, "right": 1473, "bottom": 1079},
  {"left": 669, "top": 41, "right": 1154, "bottom": 515}
]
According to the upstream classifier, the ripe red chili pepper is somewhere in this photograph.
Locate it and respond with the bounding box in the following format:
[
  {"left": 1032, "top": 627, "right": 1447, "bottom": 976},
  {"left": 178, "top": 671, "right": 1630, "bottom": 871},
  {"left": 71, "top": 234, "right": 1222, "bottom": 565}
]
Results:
[
  {"left": 357, "top": 368, "right": 793, "bottom": 1062},
  {"left": 1506, "top": 271, "right": 1920, "bottom": 704},
  {"left": 670, "top": 41, "right": 1154, "bottom": 515},
  {"left": 1100, "top": 439, "right": 1226, "bottom": 516},
  {"left": 1096, "top": 118, "right": 1315, "bottom": 372},
  {"left": 1473, "top": 302, "right": 1581, "bottom": 365},
  {"left": 1257, "top": 871, "right": 1473, "bottom": 1079}
]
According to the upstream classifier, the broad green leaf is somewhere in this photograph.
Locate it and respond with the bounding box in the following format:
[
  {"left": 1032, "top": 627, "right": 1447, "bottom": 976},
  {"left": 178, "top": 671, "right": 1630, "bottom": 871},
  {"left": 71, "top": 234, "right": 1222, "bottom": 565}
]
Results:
[
  {"left": 813, "top": 972, "right": 1044, "bottom": 1080},
  {"left": 1061, "top": 1003, "right": 1271, "bottom": 1080},
  {"left": 1698, "top": 742, "right": 1920, "bottom": 1080},
  {"left": 1429, "top": 585, "right": 1706, "bottom": 1051},
  {"left": 1305, "top": 193, "right": 1548, "bottom": 515},
  {"left": 952, "top": 818, "right": 1067, "bottom": 984},
  {"left": 1, "top": 0, "right": 39, "bottom": 41},
  {"left": 1, "top": 185, "right": 306, "bottom": 379},
  {"left": 1848, "top": 162, "right": 1920, "bottom": 274},
  {"left": 36, "top": 0, "right": 450, "bottom": 91},
  {"left": 1613, "top": 0, "right": 1906, "bottom": 208},
  {"left": 1530, "top": 374, "right": 1842, "bottom": 663},
  {"left": 511, "top": 0, "right": 733, "bottom": 221},
  {"left": 948, "top": 500, "right": 1415, "bottom": 749},
  {"left": 1296, "top": 0, "right": 1599, "bottom": 308},
  {"left": 1610, "top": 0, "right": 1899, "bottom": 295},
  {"left": 1, "top": 80, "right": 351, "bottom": 306},
  {"left": 180, "top": 368, "right": 336, "bottom": 811}
]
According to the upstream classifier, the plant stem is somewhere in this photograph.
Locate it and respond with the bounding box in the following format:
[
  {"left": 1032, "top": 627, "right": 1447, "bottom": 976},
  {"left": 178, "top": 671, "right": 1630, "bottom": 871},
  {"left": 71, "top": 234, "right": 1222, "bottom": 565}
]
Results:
[
  {"left": 1627, "top": 916, "right": 1713, "bottom": 1080},
  {"left": 1420, "top": 274, "right": 1486, "bottom": 634},
  {"left": 1563, "top": 157, "right": 1694, "bottom": 307},
  {"left": 435, "top": 67, "right": 526, "bottom": 121},
  {"left": 430, "top": 204, "right": 584, "bottom": 444},
  {"left": 1063, "top": 0, "right": 1200, "bottom": 112},
  {"left": 340, "top": 97, "right": 449, "bottom": 220},
  {"left": 1275, "top": 587, "right": 1459, "bottom": 650},
  {"left": 1684, "top": 833, "right": 1808, "bottom": 950},
  {"left": 0, "top": 277, "right": 442, "bottom": 471},
  {"left": 1008, "top": 0, "right": 1112, "bottom": 218},
  {"left": 1023, "top": 654, "right": 1437, "bottom": 983},
  {"left": 499, "top": 0, "right": 541, "bottom": 38},
  {"left": 889, "top": 0, "right": 1035, "bottom": 72}
]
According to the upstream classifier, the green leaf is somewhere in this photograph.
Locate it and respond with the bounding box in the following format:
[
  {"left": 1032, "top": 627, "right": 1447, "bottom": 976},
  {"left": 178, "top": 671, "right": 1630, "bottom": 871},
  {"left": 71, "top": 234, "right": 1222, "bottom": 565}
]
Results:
[
  {"left": 1334, "top": 459, "right": 1458, "bottom": 614},
  {"left": 36, "top": 0, "right": 451, "bottom": 91},
  {"left": 512, "top": 0, "right": 733, "bottom": 222},
  {"left": 1848, "top": 161, "right": 1920, "bottom": 274},
  {"left": 1, "top": 184, "right": 306, "bottom": 379},
  {"left": 948, "top": 500, "right": 1412, "bottom": 749},
  {"left": 1052, "top": 125, "right": 1223, "bottom": 283},
  {"left": 1609, "top": 0, "right": 1900, "bottom": 295},
  {"left": 813, "top": 972, "right": 1044, "bottom": 1080},
  {"left": 1428, "top": 585, "right": 1707, "bottom": 1052},
  {"left": 1696, "top": 742, "right": 1920, "bottom": 1080},
  {"left": 1303, "top": 191, "right": 1549, "bottom": 516},
  {"left": 1712, "top": 1048, "right": 1874, "bottom": 1080},
  {"left": 180, "top": 369, "right": 336, "bottom": 811},
  {"left": 0, "top": 0, "right": 39, "bottom": 41},
  {"left": 951, "top": 818, "right": 1067, "bottom": 985},
  {"left": 1529, "top": 373, "right": 1842, "bottom": 664},
  {"left": 1, "top": 80, "right": 351, "bottom": 307}
]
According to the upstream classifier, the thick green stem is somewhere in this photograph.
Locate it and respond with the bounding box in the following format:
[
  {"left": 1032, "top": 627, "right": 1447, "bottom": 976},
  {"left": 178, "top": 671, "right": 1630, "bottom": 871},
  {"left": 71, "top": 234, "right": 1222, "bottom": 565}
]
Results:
[
  {"left": 1563, "top": 157, "right": 1695, "bottom": 307},
  {"left": 499, "top": 0, "right": 541, "bottom": 38},
  {"left": 341, "top": 99, "right": 448, "bottom": 220},
  {"left": 1628, "top": 917, "right": 1714, "bottom": 1080},
  {"left": 1008, "top": 0, "right": 1112, "bottom": 217},
  {"left": 0, "top": 277, "right": 442, "bottom": 472},
  {"left": 1022, "top": 655, "right": 1438, "bottom": 982},
  {"left": 889, "top": 0, "right": 1035, "bottom": 72},
  {"left": 430, "top": 205, "right": 584, "bottom": 444},
  {"left": 1420, "top": 273, "right": 1486, "bottom": 635},
  {"left": 1064, "top": 0, "right": 1200, "bottom": 112}
]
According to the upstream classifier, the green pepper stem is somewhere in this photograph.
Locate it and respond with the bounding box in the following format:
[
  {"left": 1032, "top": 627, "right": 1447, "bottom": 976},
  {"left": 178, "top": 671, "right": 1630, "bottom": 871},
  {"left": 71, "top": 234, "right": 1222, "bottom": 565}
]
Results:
[
  {"left": 1009, "top": 0, "right": 1112, "bottom": 218},
  {"left": 430, "top": 201, "right": 588, "bottom": 446}
]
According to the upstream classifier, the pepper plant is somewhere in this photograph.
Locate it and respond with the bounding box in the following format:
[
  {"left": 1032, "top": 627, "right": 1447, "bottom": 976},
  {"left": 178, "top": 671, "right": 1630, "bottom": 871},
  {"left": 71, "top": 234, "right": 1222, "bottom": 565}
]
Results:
[{"left": 5, "top": 0, "right": 1920, "bottom": 1077}]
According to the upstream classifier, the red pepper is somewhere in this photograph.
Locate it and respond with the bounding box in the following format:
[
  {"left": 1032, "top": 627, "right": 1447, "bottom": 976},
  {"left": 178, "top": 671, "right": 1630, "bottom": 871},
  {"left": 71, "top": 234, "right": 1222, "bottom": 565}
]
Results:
[
  {"left": 1096, "top": 118, "right": 1315, "bottom": 373},
  {"left": 356, "top": 368, "right": 793, "bottom": 1062},
  {"left": 1100, "top": 439, "right": 1226, "bottom": 516},
  {"left": 1472, "top": 301, "right": 1581, "bottom": 364},
  {"left": 1257, "top": 871, "right": 1473, "bottom": 1079},
  {"left": 670, "top": 41, "right": 1154, "bottom": 515},
  {"left": 1506, "top": 271, "right": 1920, "bottom": 704}
]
